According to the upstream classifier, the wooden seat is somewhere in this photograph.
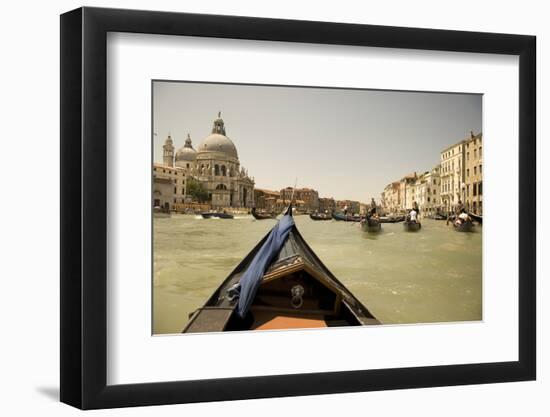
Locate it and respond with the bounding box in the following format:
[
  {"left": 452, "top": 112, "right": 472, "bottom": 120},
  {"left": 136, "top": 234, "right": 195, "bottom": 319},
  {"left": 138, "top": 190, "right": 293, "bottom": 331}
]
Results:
[{"left": 252, "top": 312, "right": 327, "bottom": 330}]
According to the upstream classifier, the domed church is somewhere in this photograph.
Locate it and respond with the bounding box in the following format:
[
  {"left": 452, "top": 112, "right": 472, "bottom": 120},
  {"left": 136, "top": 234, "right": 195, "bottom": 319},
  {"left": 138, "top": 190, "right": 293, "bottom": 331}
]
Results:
[{"left": 157, "top": 113, "right": 255, "bottom": 209}]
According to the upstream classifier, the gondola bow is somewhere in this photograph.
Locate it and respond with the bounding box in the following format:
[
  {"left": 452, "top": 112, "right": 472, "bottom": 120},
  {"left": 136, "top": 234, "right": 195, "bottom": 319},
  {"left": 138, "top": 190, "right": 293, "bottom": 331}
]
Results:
[{"left": 183, "top": 206, "right": 380, "bottom": 333}]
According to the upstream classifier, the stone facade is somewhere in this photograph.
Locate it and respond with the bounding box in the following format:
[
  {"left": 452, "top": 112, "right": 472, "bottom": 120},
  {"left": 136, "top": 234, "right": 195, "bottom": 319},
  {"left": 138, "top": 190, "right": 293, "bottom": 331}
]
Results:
[
  {"left": 381, "top": 181, "right": 401, "bottom": 213},
  {"left": 464, "top": 132, "right": 483, "bottom": 214},
  {"left": 399, "top": 173, "right": 417, "bottom": 211},
  {"left": 279, "top": 187, "right": 319, "bottom": 212},
  {"left": 152, "top": 176, "right": 174, "bottom": 210},
  {"left": 414, "top": 165, "right": 441, "bottom": 215},
  {"left": 380, "top": 132, "right": 482, "bottom": 217},
  {"left": 153, "top": 164, "right": 187, "bottom": 206},
  {"left": 318, "top": 197, "right": 336, "bottom": 213},
  {"left": 336, "top": 199, "right": 360, "bottom": 215},
  {"left": 440, "top": 140, "right": 466, "bottom": 213},
  {"left": 254, "top": 189, "right": 280, "bottom": 212}
]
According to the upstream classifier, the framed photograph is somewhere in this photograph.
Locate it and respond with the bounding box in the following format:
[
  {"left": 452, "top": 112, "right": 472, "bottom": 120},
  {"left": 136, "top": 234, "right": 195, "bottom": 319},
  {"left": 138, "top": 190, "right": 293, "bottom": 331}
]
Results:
[{"left": 60, "top": 7, "right": 536, "bottom": 409}]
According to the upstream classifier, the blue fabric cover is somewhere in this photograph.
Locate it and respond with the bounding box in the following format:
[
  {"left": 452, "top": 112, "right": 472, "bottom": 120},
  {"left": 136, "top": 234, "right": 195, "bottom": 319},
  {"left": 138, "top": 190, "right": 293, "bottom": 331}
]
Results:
[{"left": 236, "top": 213, "right": 295, "bottom": 318}]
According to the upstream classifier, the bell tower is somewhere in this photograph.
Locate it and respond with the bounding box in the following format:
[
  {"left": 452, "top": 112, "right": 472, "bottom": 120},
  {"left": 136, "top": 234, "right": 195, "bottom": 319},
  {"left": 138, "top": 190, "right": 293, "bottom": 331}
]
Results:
[{"left": 163, "top": 134, "right": 174, "bottom": 167}]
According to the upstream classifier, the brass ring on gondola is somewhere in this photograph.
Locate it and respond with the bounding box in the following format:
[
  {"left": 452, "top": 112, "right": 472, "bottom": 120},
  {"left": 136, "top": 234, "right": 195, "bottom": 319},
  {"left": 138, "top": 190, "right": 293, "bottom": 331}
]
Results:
[{"left": 291, "top": 284, "right": 304, "bottom": 309}]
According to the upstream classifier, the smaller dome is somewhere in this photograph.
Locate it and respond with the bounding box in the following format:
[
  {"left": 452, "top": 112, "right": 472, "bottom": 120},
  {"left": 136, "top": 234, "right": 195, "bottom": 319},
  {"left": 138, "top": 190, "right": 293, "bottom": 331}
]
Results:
[{"left": 175, "top": 134, "right": 197, "bottom": 163}]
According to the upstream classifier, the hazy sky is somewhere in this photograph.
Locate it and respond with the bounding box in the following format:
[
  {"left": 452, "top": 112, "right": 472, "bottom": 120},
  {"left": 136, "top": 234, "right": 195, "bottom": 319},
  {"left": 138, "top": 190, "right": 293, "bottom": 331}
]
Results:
[{"left": 153, "top": 81, "right": 481, "bottom": 202}]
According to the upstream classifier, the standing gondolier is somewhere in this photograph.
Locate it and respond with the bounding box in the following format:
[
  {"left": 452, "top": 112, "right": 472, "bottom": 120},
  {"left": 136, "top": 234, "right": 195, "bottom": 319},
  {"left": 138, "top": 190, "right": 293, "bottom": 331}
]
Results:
[
  {"left": 412, "top": 201, "right": 420, "bottom": 220},
  {"left": 370, "top": 198, "right": 376, "bottom": 211},
  {"left": 455, "top": 199, "right": 464, "bottom": 216}
]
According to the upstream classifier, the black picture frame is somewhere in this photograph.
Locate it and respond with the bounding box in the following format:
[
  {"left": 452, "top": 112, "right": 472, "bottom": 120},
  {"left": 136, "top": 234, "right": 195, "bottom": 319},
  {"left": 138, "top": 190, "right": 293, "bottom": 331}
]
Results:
[{"left": 60, "top": 6, "right": 536, "bottom": 410}]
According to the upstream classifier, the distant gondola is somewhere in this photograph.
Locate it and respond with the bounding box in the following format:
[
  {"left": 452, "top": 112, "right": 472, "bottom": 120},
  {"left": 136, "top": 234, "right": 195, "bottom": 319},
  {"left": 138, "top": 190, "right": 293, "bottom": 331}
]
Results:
[
  {"left": 361, "top": 218, "right": 382, "bottom": 233},
  {"left": 379, "top": 215, "right": 405, "bottom": 223},
  {"left": 432, "top": 213, "right": 447, "bottom": 220},
  {"left": 332, "top": 212, "right": 361, "bottom": 222},
  {"left": 201, "top": 212, "right": 234, "bottom": 219},
  {"left": 454, "top": 221, "right": 474, "bottom": 232},
  {"left": 403, "top": 221, "right": 421, "bottom": 232},
  {"left": 251, "top": 208, "right": 276, "bottom": 220},
  {"left": 183, "top": 206, "right": 380, "bottom": 333},
  {"left": 468, "top": 212, "right": 483, "bottom": 224},
  {"left": 309, "top": 213, "right": 332, "bottom": 221}
]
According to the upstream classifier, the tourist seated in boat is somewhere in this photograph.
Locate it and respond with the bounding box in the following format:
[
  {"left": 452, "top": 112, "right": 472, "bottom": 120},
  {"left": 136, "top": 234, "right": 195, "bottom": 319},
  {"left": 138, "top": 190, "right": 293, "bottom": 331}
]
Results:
[
  {"left": 366, "top": 206, "right": 379, "bottom": 222},
  {"left": 408, "top": 208, "right": 418, "bottom": 223},
  {"left": 454, "top": 209, "right": 471, "bottom": 226}
]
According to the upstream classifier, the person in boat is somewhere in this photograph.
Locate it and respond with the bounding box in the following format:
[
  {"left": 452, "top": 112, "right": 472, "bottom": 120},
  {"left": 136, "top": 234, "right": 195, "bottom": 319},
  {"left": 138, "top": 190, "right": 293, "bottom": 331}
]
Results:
[
  {"left": 455, "top": 208, "right": 471, "bottom": 226},
  {"left": 343, "top": 205, "right": 348, "bottom": 216},
  {"left": 455, "top": 200, "right": 464, "bottom": 217},
  {"left": 364, "top": 206, "right": 379, "bottom": 225},
  {"left": 370, "top": 198, "right": 376, "bottom": 211},
  {"left": 412, "top": 201, "right": 420, "bottom": 216},
  {"left": 408, "top": 208, "right": 418, "bottom": 223}
]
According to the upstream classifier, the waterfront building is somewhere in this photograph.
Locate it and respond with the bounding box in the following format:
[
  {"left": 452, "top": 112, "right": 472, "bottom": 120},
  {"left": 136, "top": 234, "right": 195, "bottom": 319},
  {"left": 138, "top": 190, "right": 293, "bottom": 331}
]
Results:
[
  {"left": 155, "top": 113, "right": 255, "bottom": 209},
  {"left": 152, "top": 176, "right": 174, "bottom": 210},
  {"left": 381, "top": 181, "right": 401, "bottom": 213},
  {"left": 440, "top": 139, "right": 466, "bottom": 213},
  {"left": 318, "top": 197, "right": 336, "bottom": 213},
  {"left": 298, "top": 188, "right": 319, "bottom": 212},
  {"left": 336, "top": 199, "right": 360, "bottom": 215},
  {"left": 279, "top": 187, "right": 319, "bottom": 212},
  {"left": 399, "top": 173, "right": 418, "bottom": 211},
  {"left": 464, "top": 132, "right": 483, "bottom": 214},
  {"left": 254, "top": 188, "right": 280, "bottom": 212},
  {"left": 381, "top": 184, "right": 392, "bottom": 212},
  {"left": 153, "top": 163, "right": 187, "bottom": 207},
  {"left": 414, "top": 165, "right": 441, "bottom": 215}
]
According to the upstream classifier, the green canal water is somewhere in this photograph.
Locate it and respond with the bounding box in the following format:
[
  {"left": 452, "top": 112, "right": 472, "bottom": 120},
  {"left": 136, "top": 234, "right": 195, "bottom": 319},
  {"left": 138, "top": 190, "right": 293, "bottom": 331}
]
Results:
[{"left": 153, "top": 215, "right": 482, "bottom": 334}]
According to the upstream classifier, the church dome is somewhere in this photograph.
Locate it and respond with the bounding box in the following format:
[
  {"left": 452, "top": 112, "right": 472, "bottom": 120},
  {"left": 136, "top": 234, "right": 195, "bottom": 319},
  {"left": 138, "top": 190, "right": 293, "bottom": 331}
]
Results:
[
  {"left": 196, "top": 113, "right": 239, "bottom": 159},
  {"left": 175, "top": 133, "right": 197, "bottom": 163},
  {"left": 197, "top": 133, "right": 238, "bottom": 158}
]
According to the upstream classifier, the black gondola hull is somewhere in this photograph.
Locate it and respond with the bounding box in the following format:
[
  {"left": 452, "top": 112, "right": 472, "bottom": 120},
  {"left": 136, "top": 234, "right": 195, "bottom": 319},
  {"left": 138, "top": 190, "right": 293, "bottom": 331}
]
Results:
[
  {"left": 454, "top": 221, "right": 474, "bottom": 232},
  {"left": 332, "top": 212, "right": 361, "bottom": 222},
  {"left": 403, "top": 221, "right": 421, "bottom": 232},
  {"left": 252, "top": 210, "right": 276, "bottom": 220},
  {"left": 201, "top": 212, "right": 234, "bottom": 219},
  {"left": 361, "top": 220, "right": 382, "bottom": 233}
]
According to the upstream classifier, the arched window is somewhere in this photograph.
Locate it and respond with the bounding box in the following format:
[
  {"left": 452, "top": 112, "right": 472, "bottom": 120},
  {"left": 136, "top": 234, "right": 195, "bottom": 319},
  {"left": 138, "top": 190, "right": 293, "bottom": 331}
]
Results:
[
  {"left": 216, "top": 184, "right": 227, "bottom": 190},
  {"left": 221, "top": 165, "right": 227, "bottom": 176},
  {"left": 215, "top": 164, "right": 220, "bottom": 176}
]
